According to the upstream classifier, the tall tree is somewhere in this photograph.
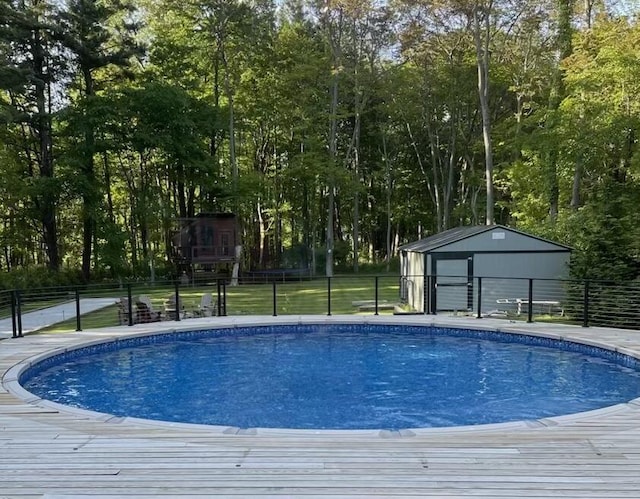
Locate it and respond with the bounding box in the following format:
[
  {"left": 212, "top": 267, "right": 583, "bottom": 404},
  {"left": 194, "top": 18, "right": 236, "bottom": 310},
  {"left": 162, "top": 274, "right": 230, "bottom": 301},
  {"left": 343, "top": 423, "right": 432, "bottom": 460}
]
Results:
[
  {"left": 470, "top": 0, "right": 496, "bottom": 225},
  {"left": 269, "top": 15, "right": 329, "bottom": 271},
  {"left": 318, "top": 1, "right": 343, "bottom": 276},
  {"left": 56, "top": 0, "right": 141, "bottom": 280},
  {"left": 0, "top": 0, "right": 60, "bottom": 269},
  {"left": 543, "top": 0, "right": 573, "bottom": 220},
  {"left": 340, "top": 0, "right": 393, "bottom": 271}
]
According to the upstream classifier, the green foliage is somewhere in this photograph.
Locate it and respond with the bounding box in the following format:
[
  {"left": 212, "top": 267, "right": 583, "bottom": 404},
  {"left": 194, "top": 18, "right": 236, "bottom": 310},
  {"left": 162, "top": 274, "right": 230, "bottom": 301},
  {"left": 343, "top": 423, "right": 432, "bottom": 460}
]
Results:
[
  {"left": 0, "top": 0, "right": 639, "bottom": 285},
  {"left": 563, "top": 183, "right": 640, "bottom": 281},
  {"left": 314, "top": 241, "right": 352, "bottom": 273},
  {"left": 356, "top": 258, "right": 401, "bottom": 274},
  {"left": 0, "top": 268, "right": 83, "bottom": 290}
]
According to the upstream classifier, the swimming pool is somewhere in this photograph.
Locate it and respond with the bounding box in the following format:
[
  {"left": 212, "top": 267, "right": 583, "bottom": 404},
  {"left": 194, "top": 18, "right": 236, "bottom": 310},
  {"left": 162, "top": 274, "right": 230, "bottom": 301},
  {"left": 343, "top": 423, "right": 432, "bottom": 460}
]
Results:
[{"left": 19, "top": 323, "right": 640, "bottom": 430}]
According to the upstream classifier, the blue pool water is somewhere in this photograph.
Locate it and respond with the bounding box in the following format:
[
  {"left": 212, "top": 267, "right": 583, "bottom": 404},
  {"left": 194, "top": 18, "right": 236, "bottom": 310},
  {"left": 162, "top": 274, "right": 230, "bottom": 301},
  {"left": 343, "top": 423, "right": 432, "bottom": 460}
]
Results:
[{"left": 21, "top": 324, "right": 640, "bottom": 429}]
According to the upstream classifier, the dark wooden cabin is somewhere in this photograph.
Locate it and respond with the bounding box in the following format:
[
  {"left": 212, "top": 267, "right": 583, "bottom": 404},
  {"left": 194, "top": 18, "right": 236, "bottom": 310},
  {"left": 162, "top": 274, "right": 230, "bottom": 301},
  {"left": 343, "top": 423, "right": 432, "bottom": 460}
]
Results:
[{"left": 172, "top": 213, "right": 237, "bottom": 272}]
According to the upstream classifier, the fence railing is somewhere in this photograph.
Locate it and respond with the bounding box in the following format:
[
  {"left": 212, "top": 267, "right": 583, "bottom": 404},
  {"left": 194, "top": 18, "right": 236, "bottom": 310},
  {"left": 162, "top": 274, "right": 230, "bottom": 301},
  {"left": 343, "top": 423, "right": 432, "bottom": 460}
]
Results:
[{"left": 1, "top": 275, "right": 639, "bottom": 338}]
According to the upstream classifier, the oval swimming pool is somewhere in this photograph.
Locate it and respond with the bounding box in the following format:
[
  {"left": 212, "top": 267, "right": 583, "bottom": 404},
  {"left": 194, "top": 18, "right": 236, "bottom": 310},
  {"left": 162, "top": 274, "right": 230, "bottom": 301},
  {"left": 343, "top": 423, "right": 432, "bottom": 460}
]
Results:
[{"left": 20, "top": 324, "right": 640, "bottom": 430}]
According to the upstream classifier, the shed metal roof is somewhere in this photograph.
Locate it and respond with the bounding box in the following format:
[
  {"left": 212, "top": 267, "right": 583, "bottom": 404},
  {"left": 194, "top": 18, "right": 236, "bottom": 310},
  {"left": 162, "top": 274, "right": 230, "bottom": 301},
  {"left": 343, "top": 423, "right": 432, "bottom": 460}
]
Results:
[{"left": 399, "top": 224, "right": 572, "bottom": 253}]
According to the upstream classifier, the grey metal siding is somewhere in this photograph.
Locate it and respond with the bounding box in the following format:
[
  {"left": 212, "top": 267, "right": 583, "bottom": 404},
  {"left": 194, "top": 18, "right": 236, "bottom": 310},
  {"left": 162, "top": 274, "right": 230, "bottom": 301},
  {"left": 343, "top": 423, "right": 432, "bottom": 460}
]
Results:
[
  {"left": 433, "top": 228, "right": 568, "bottom": 253},
  {"left": 474, "top": 252, "right": 570, "bottom": 279},
  {"left": 400, "top": 226, "right": 571, "bottom": 315},
  {"left": 473, "top": 253, "right": 570, "bottom": 314}
]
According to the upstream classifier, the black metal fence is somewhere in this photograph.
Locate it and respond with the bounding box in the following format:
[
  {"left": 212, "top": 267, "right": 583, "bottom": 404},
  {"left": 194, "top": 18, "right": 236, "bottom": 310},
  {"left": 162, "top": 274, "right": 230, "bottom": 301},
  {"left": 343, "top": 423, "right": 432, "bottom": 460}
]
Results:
[{"left": 1, "top": 275, "right": 639, "bottom": 338}]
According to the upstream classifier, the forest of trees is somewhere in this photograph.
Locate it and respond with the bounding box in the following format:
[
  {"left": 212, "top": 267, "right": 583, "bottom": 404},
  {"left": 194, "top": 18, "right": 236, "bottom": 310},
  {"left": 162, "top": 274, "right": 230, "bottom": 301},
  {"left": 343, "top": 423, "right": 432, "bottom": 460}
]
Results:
[{"left": 1, "top": 0, "right": 639, "bottom": 284}]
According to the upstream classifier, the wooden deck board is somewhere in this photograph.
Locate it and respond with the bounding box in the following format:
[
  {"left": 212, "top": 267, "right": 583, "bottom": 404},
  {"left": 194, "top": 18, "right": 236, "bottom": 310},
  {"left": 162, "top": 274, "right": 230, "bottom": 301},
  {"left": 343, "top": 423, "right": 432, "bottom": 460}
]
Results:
[{"left": 4, "top": 315, "right": 640, "bottom": 497}]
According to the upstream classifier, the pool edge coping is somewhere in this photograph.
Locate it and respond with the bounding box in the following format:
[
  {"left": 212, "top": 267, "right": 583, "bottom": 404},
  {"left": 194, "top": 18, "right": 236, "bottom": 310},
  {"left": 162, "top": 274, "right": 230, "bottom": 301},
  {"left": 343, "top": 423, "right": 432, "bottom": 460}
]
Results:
[{"left": 4, "top": 314, "right": 640, "bottom": 439}]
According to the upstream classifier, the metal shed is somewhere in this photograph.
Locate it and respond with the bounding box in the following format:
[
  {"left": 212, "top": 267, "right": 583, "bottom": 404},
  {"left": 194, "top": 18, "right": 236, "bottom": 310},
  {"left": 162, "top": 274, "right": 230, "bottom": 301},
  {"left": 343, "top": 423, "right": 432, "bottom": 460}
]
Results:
[{"left": 399, "top": 225, "right": 572, "bottom": 315}]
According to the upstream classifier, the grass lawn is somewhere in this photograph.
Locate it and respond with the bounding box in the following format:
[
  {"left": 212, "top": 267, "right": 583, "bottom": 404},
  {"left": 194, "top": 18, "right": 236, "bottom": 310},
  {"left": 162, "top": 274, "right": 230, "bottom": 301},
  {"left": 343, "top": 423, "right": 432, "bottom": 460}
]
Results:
[{"left": 39, "top": 275, "right": 402, "bottom": 333}]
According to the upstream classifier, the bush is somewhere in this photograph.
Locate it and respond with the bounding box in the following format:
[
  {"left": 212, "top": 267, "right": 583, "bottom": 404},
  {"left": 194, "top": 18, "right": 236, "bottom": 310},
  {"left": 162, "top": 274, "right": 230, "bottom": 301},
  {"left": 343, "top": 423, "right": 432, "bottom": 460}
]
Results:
[
  {"left": 0, "top": 267, "right": 83, "bottom": 290},
  {"left": 314, "top": 241, "right": 351, "bottom": 273},
  {"left": 357, "top": 257, "right": 400, "bottom": 274}
]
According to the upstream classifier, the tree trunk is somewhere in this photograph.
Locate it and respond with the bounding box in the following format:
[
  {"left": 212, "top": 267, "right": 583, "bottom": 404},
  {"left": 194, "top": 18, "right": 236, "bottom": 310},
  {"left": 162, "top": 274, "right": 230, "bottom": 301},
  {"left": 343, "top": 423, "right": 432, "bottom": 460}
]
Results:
[
  {"left": 425, "top": 112, "right": 443, "bottom": 231},
  {"left": 32, "top": 24, "right": 59, "bottom": 269},
  {"left": 326, "top": 59, "right": 339, "bottom": 278},
  {"left": 219, "top": 33, "right": 242, "bottom": 284},
  {"left": 405, "top": 120, "right": 437, "bottom": 208},
  {"left": 221, "top": 48, "right": 238, "bottom": 203},
  {"left": 382, "top": 131, "right": 392, "bottom": 272},
  {"left": 257, "top": 201, "right": 266, "bottom": 267},
  {"left": 352, "top": 101, "right": 361, "bottom": 272},
  {"left": 81, "top": 67, "right": 96, "bottom": 280},
  {"left": 571, "top": 158, "right": 582, "bottom": 210},
  {"left": 103, "top": 151, "right": 115, "bottom": 224},
  {"left": 472, "top": 4, "right": 495, "bottom": 225},
  {"left": 177, "top": 162, "right": 187, "bottom": 219},
  {"left": 301, "top": 141, "right": 312, "bottom": 271},
  {"left": 584, "top": 0, "right": 594, "bottom": 28}
]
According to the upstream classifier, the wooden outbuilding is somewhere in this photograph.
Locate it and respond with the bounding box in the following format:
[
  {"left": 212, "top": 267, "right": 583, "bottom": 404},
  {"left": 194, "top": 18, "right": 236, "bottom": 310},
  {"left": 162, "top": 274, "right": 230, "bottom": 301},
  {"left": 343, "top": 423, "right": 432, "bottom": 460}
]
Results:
[{"left": 171, "top": 213, "right": 237, "bottom": 275}]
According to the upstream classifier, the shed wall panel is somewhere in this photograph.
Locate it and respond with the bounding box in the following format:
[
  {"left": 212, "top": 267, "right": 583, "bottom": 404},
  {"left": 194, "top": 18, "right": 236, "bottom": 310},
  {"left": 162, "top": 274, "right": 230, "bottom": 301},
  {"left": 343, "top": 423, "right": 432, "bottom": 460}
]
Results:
[
  {"left": 473, "top": 278, "right": 567, "bottom": 316},
  {"left": 473, "top": 253, "right": 569, "bottom": 314},
  {"left": 403, "top": 251, "right": 425, "bottom": 313},
  {"left": 474, "top": 252, "right": 570, "bottom": 279}
]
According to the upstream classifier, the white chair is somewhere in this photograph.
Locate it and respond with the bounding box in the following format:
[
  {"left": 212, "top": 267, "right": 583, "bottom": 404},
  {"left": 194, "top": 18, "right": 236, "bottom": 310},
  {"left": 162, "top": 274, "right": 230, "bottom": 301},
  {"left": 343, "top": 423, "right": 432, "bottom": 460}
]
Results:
[{"left": 195, "top": 293, "right": 216, "bottom": 317}]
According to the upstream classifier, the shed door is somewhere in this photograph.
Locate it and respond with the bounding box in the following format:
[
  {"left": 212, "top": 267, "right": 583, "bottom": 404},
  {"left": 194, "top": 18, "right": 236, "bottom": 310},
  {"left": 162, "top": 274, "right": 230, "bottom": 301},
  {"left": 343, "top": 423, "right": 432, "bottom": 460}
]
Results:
[{"left": 435, "top": 258, "right": 471, "bottom": 311}]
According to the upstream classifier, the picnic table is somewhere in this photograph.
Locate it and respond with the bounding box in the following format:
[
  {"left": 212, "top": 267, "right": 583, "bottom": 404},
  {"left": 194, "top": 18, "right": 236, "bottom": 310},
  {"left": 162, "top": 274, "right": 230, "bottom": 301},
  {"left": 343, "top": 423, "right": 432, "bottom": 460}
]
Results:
[{"left": 496, "top": 298, "right": 564, "bottom": 316}]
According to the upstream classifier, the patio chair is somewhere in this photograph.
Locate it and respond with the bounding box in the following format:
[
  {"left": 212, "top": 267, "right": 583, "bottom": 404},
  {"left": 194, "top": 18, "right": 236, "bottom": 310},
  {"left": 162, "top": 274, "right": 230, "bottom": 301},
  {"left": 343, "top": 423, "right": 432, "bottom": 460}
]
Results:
[
  {"left": 135, "top": 295, "right": 162, "bottom": 323},
  {"left": 194, "top": 292, "right": 217, "bottom": 317},
  {"left": 163, "top": 294, "right": 191, "bottom": 320},
  {"left": 117, "top": 297, "right": 133, "bottom": 325}
]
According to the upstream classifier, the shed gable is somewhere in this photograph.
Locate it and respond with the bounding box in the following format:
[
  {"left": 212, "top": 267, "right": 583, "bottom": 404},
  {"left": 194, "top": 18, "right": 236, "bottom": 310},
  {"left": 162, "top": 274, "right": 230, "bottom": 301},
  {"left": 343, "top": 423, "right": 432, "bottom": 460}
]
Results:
[
  {"left": 400, "top": 225, "right": 571, "bottom": 254},
  {"left": 433, "top": 227, "right": 569, "bottom": 253}
]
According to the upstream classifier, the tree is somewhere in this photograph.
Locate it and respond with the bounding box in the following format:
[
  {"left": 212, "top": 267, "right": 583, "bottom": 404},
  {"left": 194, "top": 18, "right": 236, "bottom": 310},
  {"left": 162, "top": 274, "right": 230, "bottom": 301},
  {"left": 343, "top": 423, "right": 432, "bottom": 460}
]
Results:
[
  {"left": 269, "top": 15, "right": 330, "bottom": 271},
  {"left": 59, "top": 81, "right": 218, "bottom": 275},
  {"left": 317, "top": 1, "right": 343, "bottom": 276},
  {"left": 558, "top": 16, "right": 640, "bottom": 277},
  {"left": 470, "top": 0, "right": 496, "bottom": 225},
  {"left": 0, "top": 0, "right": 60, "bottom": 269},
  {"left": 56, "top": 0, "right": 142, "bottom": 280},
  {"left": 542, "top": 0, "right": 573, "bottom": 220}
]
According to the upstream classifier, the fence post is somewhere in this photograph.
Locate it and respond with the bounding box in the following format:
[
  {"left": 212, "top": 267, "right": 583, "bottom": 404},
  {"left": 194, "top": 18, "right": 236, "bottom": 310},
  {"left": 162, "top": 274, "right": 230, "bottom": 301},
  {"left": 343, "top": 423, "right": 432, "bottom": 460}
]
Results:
[
  {"left": 423, "top": 276, "right": 428, "bottom": 314},
  {"left": 527, "top": 279, "right": 534, "bottom": 323},
  {"left": 374, "top": 276, "right": 379, "bottom": 316},
  {"left": 15, "top": 289, "right": 23, "bottom": 337},
  {"left": 174, "top": 280, "right": 181, "bottom": 322},
  {"left": 327, "top": 277, "right": 332, "bottom": 316},
  {"left": 583, "top": 280, "right": 590, "bottom": 328},
  {"left": 476, "top": 277, "right": 483, "bottom": 319},
  {"left": 127, "top": 284, "right": 133, "bottom": 326},
  {"left": 431, "top": 276, "right": 437, "bottom": 315},
  {"left": 272, "top": 281, "right": 277, "bottom": 316},
  {"left": 10, "top": 290, "right": 17, "bottom": 338},
  {"left": 216, "top": 279, "right": 222, "bottom": 317},
  {"left": 75, "top": 288, "right": 82, "bottom": 332},
  {"left": 427, "top": 275, "right": 434, "bottom": 315},
  {"left": 222, "top": 281, "right": 227, "bottom": 316}
]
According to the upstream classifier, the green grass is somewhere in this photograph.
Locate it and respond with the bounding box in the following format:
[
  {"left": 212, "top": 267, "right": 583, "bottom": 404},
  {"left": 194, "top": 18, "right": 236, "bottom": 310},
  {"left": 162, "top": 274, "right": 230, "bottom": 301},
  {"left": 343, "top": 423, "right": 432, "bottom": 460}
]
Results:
[{"left": 39, "top": 276, "right": 402, "bottom": 333}]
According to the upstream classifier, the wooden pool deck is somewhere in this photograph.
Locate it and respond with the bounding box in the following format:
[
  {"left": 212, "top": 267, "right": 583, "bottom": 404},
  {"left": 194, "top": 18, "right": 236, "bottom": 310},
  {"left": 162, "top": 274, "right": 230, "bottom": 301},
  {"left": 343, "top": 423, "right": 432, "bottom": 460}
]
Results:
[{"left": 3, "top": 315, "right": 640, "bottom": 498}]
